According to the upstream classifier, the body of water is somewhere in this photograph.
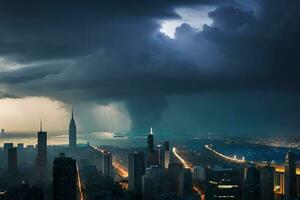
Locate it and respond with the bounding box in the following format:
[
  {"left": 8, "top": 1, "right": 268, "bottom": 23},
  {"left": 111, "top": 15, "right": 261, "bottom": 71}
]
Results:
[{"left": 0, "top": 131, "right": 297, "bottom": 164}]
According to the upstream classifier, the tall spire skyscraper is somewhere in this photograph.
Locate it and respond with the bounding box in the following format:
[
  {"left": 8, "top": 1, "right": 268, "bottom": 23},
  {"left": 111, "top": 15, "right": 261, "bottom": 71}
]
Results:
[
  {"left": 146, "top": 127, "right": 154, "bottom": 167},
  {"left": 69, "top": 108, "right": 77, "bottom": 150},
  {"left": 36, "top": 120, "right": 47, "bottom": 181},
  {"left": 284, "top": 151, "right": 297, "bottom": 200}
]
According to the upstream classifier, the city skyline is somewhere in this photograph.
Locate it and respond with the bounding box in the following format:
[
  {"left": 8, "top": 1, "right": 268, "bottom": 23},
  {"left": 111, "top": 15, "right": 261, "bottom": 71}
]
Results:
[
  {"left": 0, "top": 1, "right": 300, "bottom": 199},
  {"left": 0, "top": 107, "right": 299, "bottom": 200}
]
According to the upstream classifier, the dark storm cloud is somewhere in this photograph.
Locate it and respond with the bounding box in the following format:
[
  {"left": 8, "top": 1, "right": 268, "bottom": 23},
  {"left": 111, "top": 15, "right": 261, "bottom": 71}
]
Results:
[
  {"left": 0, "top": 0, "right": 299, "bottom": 133},
  {"left": 0, "top": 90, "right": 18, "bottom": 98}
]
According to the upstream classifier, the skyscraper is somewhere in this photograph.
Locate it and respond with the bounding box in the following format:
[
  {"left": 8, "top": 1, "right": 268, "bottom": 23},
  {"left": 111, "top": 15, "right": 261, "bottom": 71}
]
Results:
[
  {"left": 244, "top": 166, "right": 261, "bottom": 200},
  {"left": 53, "top": 153, "right": 77, "bottom": 200},
  {"left": 164, "top": 141, "right": 170, "bottom": 169},
  {"left": 284, "top": 151, "right": 297, "bottom": 200},
  {"left": 192, "top": 165, "right": 205, "bottom": 182},
  {"left": 260, "top": 165, "right": 275, "bottom": 200},
  {"left": 147, "top": 127, "right": 154, "bottom": 167},
  {"left": 36, "top": 122, "right": 47, "bottom": 181},
  {"left": 128, "top": 151, "right": 145, "bottom": 195},
  {"left": 3, "top": 143, "right": 13, "bottom": 152},
  {"left": 8, "top": 147, "right": 17, "bottom": 177},
  {"left": 157, "top": 144, "right": 164, "bottom": 167},
  {"left": 102, "top": 150, "right": 112, "bottom": 177},
  {"left": 167, "top": 163, "right": 184, "bottom": 195},
  {"left": 3, "top": 143, "right": 13, "bottom": 167},
  {"left": 178, "top": 168, "right": 193, "bottom": 198},
  {"left": 142, "top": 165, "right": 165, "bottom": 200},
  {"left": 69, "top": 108, "right": 77, "bottom": 150}
]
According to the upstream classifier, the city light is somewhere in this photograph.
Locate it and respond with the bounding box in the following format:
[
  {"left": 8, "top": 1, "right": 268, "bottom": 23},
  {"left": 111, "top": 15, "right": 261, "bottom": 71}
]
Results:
[
  {"left": 172, "top": 147, "right": 191, "bottom": 169},
  {"left": 76, "top": 163, "right": 84, "bottom": 200},
  {"left": 205, "top": 145, "right": 246, "bottom": 164},
  {"left": 112, "top": 162, "right": 129, "bottom": 178},
  {"left": 172, "top": 147, "right": 205, "bottom": 200}
]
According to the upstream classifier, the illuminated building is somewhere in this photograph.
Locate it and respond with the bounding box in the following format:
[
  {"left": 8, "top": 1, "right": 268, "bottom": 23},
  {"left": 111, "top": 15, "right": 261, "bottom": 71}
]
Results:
[
  {"left": 157, "top": 144, "right": 165, "bottom": 168},
  {"left": 178, "top": 168, "right": 193, "bottom": 198},
  {"left": 53, "top": 153, "right": 77, "bottom": 200},
  {"left": 274, "top": 171, "right": 284, "bottom": 197},
  {"left": 69, "top": 108, "right": 77, "bottom": 150},
  {"left": 205, "top": 166, "right": 242, "bottom": 200},
  {"left": 147, "top": 127, "right": 154, "bottom": 167},
  {"left": 36, "top": 122, "right": 47, "bottom": 181},
  {"left": 244, "top": 166, "right": 260, "bottom": 200},
  {"left": 8, "top": 147, "right": 18, "bottom": 177},
  {"left": 164, "top": 141, "right": 170, "bottom": 169},
  {"left": 260, "top": 165, "right": 275, "bottom": 200},
  {"left": 284, "top": 151, "right": 297, "bottom": 200},
  {"left": 128, "top": 151, "right": 145, "bottom": 196}
]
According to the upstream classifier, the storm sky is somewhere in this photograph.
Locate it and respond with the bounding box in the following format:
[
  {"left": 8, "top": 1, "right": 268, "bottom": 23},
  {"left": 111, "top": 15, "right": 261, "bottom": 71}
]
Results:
[{"left": 0, "top": 0, "right": 299, "bottom": 136}]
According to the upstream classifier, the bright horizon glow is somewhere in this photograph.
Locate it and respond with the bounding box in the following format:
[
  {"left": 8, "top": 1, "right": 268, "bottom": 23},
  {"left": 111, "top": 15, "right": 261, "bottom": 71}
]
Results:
[{"left": 0, "top": 97, "right": 69, "bottom": 131}]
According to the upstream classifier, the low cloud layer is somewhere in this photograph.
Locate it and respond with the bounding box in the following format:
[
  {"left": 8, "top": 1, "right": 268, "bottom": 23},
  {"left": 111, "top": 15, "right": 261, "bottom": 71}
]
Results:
[{"left": 0, "top": 0, "right": 299, "bottom": 135}]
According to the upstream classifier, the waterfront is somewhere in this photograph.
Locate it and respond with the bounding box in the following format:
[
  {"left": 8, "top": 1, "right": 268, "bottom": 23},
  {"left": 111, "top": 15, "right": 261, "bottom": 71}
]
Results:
[{"left": 1, "top": 131, "right": 299, "bottom": 165}]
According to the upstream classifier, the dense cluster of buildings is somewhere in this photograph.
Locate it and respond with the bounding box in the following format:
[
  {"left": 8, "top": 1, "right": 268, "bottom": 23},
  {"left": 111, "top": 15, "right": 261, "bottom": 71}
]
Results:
[
  {"left": 0, "top": 110, "right": 300, "bottom": 200},
  {"left": 197, "top": 150, "right": 299, "bottom": 200},
  {"left": 126, "top": 129, "right": 195, "bottom": 200}
]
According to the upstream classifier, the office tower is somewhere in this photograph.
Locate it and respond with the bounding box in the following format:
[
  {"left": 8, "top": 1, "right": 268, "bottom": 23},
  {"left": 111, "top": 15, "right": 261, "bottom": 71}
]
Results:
[
  {"left": 167, "top": 163, "right": 184, "bottom": 195},
  {"left": 274, "top": 171, "right": 284, "bottom": 196},
  {"left": 36, "top": 122, "right": 47, "bottom": 181},
  {"left": 1, "top": 128, "right": 4, "bottom": 135},
  {"left": 153, "top": 150, "right": 159, "bottom": 166},
  {"left": 205, "top": 166, "right": 242, "bottom": 200},
  {"left": 164, "top": 141, "right": 170, "bottom": 169},
  {"left": 284, "top": 151, "right": 297, "bottom": 200},
  {"left": 147, "top": 127, "right": 154, "bottom": 167},
  {"left": 260, "top": 165, "right": 275, "bottom": 200},
  {"left": 17, "top": 143, "right": 24, "bottom": 150},
  {"left": 142, "top": 175, "right": 153, "bottom": 200},
  {"left": 102, "top": 150, "right": 112, "bottom": 177},
  {"left": 3, "top": 142, "right": 13, "bottom": 152},
  {"left": 69, "top": 108, "right": 77, "bottom": 150},
  {"left": 142, "top": 165, "right": 165, "bottom": 200},
  {"left": 193, "top": 165, "right": 205, "bottom": 182},
  {"left": 17, "top": 143, "right": 24, "bottom": 161},
  {"left": 8, "top": 147, "right": 18, "bottom": 177},
  {"left": 53, "top": 153, "right": 77, "bottom": 200},
  {"left": 244, "top": 166, "right": 260, "bottom": 200},
  {"left": 3, "top": 143, "right": 13, "bottom": 167},
  {"left": 157, "top": 144, "right": 165, "bottom": 167},
  {"left": 178, "top": 168, "right": 193, "bottom": 198},
  {"left": 297, "top": 175, "right": 300, "bottom": 197},
  {"left": 128, "top": 151, "right": 145, "bottom": 195}
]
